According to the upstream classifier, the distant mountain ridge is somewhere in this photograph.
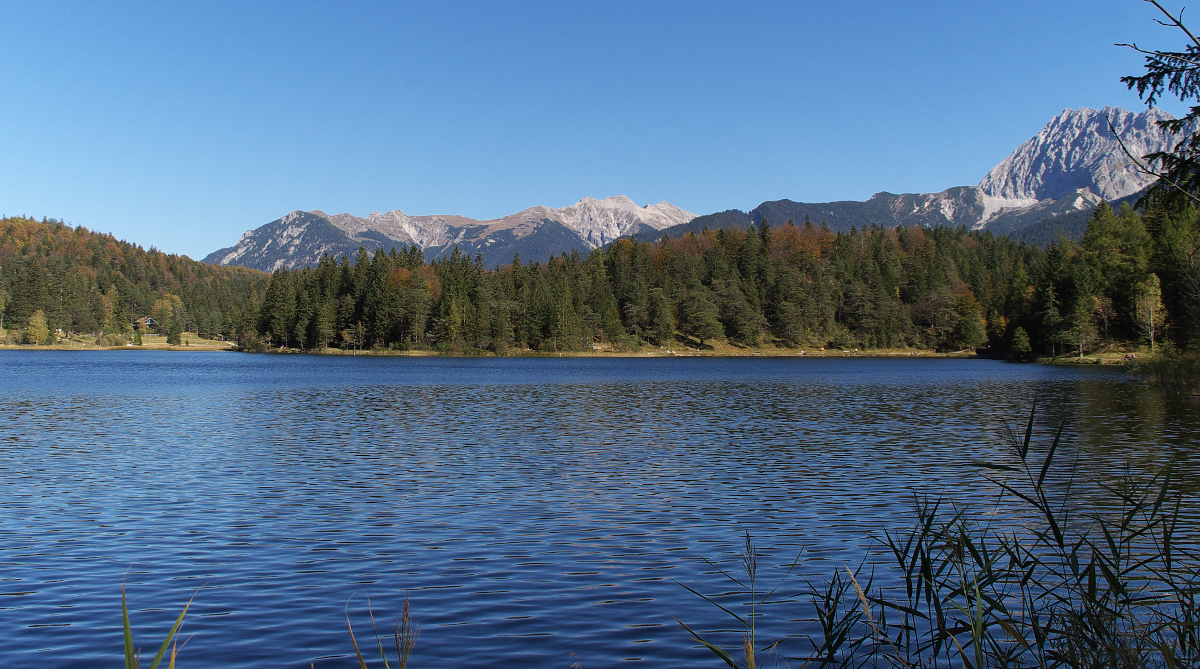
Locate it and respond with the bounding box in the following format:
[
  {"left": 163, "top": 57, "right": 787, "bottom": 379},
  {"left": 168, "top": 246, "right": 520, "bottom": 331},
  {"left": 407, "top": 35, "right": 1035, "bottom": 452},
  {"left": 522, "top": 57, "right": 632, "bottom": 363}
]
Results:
[
  {"left": 205, "top": 106, "right": 1178, "bottom": 271},
  {"left": 638, "top": 106, "right": 1175, "bottom": 245},
  {"left": 203, "top": 195, "right": 694, "bottom": 271}
]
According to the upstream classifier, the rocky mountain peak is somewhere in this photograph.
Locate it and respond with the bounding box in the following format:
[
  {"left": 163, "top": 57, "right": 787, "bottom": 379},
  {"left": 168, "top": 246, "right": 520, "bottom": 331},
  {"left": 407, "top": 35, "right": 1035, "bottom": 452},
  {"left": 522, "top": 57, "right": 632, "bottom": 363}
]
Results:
[
  {"left": 978, "top": 106, "right": 1175, "bottom": 203},
  {"left": 203, "top": 196, "right": 697, "bottom": 271},
  {"left": 545, "top": 195, "right": 696, "bottom": 248}
]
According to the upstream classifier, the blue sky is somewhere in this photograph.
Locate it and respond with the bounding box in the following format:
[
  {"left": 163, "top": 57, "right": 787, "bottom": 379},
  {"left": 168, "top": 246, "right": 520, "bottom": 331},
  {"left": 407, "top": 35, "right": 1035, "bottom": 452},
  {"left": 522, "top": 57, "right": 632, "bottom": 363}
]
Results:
[{"left": 0, "top": 1, "right": 1190, "bottom": 259}]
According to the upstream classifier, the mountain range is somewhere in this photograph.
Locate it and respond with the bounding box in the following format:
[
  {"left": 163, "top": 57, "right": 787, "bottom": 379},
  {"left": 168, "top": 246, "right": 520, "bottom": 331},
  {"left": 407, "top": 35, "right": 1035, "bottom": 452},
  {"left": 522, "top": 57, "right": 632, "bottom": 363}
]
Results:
[
  {"left": 641, "top": 106, "right": 1171, "bottom": 247},
  {"left": 203, "top": 196, "right": 695, "bottom": 271},
  {"left": 204, "top": 106, "right": 1175, "bottom": 271}
]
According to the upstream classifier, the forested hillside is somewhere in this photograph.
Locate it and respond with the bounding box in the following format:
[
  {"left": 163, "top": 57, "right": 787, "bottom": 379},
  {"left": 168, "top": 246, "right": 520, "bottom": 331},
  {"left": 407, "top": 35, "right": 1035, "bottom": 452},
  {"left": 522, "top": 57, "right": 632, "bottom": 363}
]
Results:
[
  {"left": 247, "top": 202, "right": 1197, "bottom": 358},
  {"left": 4, "top": 202, "right": 1191, "bottom": 357},
  {"left": 0, "top": 217, "right": 268, "bottom": 343}
]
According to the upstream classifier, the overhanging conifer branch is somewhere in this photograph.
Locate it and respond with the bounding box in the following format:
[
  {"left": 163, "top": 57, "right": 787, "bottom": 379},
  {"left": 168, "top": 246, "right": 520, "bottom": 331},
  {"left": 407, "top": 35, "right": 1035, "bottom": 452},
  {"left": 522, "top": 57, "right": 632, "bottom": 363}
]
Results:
[
  {"left": 1147, "top": 0, "right": 1200, "bottom": 50},
  {"left": 1106, "top": 115, "right": 1200, "bottom": 205}
]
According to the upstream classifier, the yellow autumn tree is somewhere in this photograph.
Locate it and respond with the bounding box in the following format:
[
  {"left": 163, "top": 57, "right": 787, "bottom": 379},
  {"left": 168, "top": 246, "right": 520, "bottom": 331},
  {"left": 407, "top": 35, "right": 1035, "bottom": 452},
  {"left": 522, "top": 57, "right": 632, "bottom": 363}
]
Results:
[{"left": 25, "top": 310, "right": 49, "bottom": 345}]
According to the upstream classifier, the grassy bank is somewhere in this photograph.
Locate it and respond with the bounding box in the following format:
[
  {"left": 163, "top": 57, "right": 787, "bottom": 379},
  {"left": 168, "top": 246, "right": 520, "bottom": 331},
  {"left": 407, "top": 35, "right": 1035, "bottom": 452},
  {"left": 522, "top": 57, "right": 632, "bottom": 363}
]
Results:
[
  {"left": 0, "top": 331, "right": 235, "bottom": 351},
  {"left": 1129, "top": 351, "right": 1200, "bottom": 394}
]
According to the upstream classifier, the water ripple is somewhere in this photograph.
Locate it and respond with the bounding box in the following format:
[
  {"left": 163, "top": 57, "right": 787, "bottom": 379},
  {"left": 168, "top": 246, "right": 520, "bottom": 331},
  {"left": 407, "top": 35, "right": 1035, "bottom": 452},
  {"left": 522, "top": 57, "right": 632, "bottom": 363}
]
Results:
[{"left": 0, "top": 352, "right": 1195, "bottom": 668}]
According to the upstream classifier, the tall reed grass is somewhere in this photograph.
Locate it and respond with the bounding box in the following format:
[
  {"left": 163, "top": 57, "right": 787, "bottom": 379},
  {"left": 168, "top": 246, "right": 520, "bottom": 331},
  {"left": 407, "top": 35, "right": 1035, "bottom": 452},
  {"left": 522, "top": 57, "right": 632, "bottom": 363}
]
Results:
[
  {"left": 1130, "top": 351, "right": 1200, "bottom": 394},
  {"left": 121, "top": 579, "right": 194, "bottom": 669},
  {"left": 672, "top": 531, "right": 801, "bottom": 669},
  {"left": 115, "top": 589, "right": 416, "bottom": 669},
  {"left": 346, "top": 595, "right": 419, "bottom": 669},
  {"left": 678, "top": 402, "right": 1200, "bottom": 668}
]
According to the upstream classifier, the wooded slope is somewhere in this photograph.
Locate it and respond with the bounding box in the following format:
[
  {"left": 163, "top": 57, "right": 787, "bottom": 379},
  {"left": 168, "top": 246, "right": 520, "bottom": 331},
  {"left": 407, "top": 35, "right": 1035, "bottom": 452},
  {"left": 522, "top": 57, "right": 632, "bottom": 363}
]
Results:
[{"left": 0, "top": 217, "right": 268, "bottom": 340}]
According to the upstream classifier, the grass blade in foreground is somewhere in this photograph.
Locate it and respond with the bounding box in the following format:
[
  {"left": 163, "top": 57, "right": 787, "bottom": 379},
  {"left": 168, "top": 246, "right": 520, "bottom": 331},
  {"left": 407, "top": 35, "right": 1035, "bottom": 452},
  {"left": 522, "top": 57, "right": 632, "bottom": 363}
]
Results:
[
  {"left": 122, "top": 579, "right": 196, "bottom": 669},
  {"left": 347, "top": 595, "right": 419, "bottom": 669},
  {"left": 673, "top": 532, "right": 803, "bottom": 669}
]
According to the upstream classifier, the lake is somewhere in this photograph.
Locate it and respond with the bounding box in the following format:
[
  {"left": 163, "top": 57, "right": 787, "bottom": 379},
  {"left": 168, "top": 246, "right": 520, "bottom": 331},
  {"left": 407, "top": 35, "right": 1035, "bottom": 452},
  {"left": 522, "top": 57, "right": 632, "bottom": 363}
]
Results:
[{"left": 0, "top": 352, "right": 1196, "bottom": 668}]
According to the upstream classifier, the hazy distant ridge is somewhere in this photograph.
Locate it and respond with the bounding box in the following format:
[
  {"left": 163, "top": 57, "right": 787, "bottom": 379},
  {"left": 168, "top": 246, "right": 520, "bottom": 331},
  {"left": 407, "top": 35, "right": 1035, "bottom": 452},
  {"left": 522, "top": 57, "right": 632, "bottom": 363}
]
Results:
[{"left": 203, "top": 196, "right": 696, "bottom": 271}]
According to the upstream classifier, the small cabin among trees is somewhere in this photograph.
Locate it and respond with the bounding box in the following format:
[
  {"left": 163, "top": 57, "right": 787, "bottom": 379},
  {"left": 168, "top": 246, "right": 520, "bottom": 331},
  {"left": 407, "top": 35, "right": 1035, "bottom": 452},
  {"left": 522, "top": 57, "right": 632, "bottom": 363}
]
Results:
[{"left": 133, "top": 317, "right": 156, "bottom": 332}]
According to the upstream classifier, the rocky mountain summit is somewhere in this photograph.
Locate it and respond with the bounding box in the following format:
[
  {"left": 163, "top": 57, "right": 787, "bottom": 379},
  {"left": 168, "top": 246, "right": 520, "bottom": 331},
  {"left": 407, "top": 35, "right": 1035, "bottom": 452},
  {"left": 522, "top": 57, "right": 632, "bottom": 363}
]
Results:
[
  {"left": 203, "top": 196, "right": 695, "bottom": 271},
  {"left": 645, "top": 106, "right": 1176, "bottom": 246},
  {"left": 978, "top": 106, "right": 1170, "bottom": 204}
]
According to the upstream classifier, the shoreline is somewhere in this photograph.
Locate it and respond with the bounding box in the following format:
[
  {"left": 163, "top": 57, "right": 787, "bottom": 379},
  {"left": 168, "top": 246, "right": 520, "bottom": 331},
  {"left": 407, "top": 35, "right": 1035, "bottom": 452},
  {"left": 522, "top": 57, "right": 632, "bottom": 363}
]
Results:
[
  {"left": 303, "top": 348, "right": 981, "bottom": 359},
  {"left": 0, "top": 344, "right": 236, "bottom": 352},
  {"left": 0, "top": 343, "right": 983, "bottom": 358},
  {"left": 0, "top": 343, "right": 1139, "bottom": 364}
]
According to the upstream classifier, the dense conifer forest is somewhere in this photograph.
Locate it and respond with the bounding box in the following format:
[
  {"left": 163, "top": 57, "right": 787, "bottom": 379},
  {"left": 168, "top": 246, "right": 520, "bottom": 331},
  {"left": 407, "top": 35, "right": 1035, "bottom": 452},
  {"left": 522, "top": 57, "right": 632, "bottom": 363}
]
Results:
[
  {"left": 0, "top": 216, "right": 267, "bottom": 345},
  {"left": 2, "top": 203, "right": 1195, "bottom": 358},
  {"left": 246, "top": 203, "right": 1197, "bottom": 357}
]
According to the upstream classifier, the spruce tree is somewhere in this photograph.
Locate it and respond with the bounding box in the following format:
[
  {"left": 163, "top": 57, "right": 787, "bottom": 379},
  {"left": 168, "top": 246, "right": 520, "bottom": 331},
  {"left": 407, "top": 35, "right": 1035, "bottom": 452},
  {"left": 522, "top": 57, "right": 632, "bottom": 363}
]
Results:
[
  {"left": 167, "top": 319, "right": 183, "bottom": 346},
  {"left": 648, "top": 288, "right": 675, "bottom": 346},
  {"left": 683, "top": 293, "right": 722, "bottom": 347}
]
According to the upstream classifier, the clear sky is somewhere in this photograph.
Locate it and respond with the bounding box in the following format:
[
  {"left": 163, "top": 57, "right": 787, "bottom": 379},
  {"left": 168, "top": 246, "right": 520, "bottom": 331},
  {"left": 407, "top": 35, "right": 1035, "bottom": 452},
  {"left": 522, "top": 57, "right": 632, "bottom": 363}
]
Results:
[{"left": 0, "top": 1, "right": 1191, "bottom": 259}]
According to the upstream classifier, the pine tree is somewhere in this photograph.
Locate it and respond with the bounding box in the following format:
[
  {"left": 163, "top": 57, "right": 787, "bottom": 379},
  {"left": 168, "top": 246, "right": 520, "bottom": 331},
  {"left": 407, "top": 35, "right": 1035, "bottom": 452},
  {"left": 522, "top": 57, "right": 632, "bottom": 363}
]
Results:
[
  {"left": 447, "top": 297, "right": 463, "bottom": 347},
  {"left": 294, "top": 289, "right": 313, "bottom": 350},
  {"left": 315, "top": 301, "right": 335, "bottom": 349},
  {"left": 648, "top": 288, "right": 675, "bottom": 346},
  {"left": 167, "top": 319, "right": 183, "bottom": 346},
  {"left": 683, "top": 293, "right": 722, "bottom": 347}
]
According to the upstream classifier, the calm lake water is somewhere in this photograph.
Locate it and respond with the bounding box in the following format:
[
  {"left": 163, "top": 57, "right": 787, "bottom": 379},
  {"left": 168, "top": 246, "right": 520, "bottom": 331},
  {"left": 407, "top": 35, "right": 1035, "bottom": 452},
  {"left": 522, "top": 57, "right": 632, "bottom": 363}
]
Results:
[{"left": 0, "top": 352, "right": 1196, "bottom": 668}]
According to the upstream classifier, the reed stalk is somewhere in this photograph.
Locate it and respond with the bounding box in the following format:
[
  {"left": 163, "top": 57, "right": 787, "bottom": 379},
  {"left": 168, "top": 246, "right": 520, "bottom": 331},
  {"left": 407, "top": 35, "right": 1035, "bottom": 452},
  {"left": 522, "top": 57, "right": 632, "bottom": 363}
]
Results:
[
  {"left": 121, "top": 579, "right": 194, "bottom": 669},
  {"left": 346, "top": 595, "right": 418, "bottom": 669},
  {"left": 1129, "top": 351, "right": 1200, "bottom": 393},
  {"left": 673, "top": 531, "right": 801, "bottom": 669},
  {"left": 679, "top": 402, "right": 1200, "bottom": 668}
]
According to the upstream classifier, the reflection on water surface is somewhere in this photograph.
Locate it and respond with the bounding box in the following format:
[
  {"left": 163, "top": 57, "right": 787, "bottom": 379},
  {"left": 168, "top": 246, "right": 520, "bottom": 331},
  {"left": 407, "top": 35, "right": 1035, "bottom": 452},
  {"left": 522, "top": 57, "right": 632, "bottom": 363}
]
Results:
[{"left": 0, "top": 353, "right": 1195, "bottom": 668}]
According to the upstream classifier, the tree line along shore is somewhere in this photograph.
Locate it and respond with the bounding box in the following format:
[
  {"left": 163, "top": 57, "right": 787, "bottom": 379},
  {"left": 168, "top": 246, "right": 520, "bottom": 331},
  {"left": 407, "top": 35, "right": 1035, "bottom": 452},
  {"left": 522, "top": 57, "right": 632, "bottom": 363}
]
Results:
[{"left": 0, "top": 202, "right": 1196, "bottom": 361}]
